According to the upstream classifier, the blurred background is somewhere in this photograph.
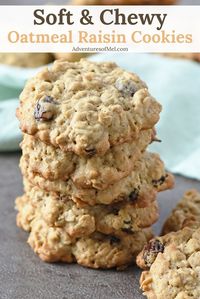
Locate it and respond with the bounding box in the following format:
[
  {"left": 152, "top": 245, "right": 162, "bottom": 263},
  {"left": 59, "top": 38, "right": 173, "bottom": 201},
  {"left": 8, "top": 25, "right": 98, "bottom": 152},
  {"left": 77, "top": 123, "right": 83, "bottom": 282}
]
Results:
[{"left": 0, "top": 0, "right": 200, "bottom": 4}]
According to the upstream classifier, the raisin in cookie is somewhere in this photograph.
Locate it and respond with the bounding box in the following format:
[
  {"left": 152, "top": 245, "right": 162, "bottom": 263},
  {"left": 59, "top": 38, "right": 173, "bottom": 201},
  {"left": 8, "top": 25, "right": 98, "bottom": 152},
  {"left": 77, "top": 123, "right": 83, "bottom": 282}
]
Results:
[
  {"left": 16, "top": 59, "right": 162, "bottom": 156},
  {"left": 21, "top": 129, "right": 153, "bottom": 190},
  {"left": 16, "top": 184, "right": 159, "bottom": 237},
  {"left": 137, "top": 226, "right": 200, "bottom": 299},
  {"left": 20, "top": 152, "right": 174, "bottom": 206},
  {"left": 27, "top": 217, "right": 153, "bottom": 268},
  {"left": 162, "top": 189, "right": 200, "bottom": 235},
  {"left": 0, "top": 53, "right": 54, "bottom": 68}
]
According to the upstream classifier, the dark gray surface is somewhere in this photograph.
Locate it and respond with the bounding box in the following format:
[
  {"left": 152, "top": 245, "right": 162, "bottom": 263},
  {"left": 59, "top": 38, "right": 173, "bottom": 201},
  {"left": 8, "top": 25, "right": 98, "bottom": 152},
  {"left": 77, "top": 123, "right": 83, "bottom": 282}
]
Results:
[{"left": 0, "top": 153, "right": 200, "bottom": 299}]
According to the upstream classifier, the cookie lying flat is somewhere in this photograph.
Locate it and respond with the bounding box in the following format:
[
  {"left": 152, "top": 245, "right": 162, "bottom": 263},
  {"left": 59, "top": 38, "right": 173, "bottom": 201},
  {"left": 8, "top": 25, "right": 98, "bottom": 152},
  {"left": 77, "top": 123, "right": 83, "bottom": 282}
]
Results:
[
  {"left": 162, "top": 189, "right": 200, "bottom": 235},
  {"left": 21, "top": 152, "right": 174, "bottom": 206},
  {"left": 16, "top": 59, "right": 161, "bottom": 156},
  {"left": 137, "top": 226, "right": 200, "bottom": 299},
  {"left": 0, "top": 53, "right": 54, "bottom": 68},
  {"left": 21, "top": 129, "right": 153, "bottom": 189},
  {"left": 27, "top": 218, "right": 153, "bottom": 268},
  {"left": 54, "top": 53, "right": 89, "bottom": 62},
  {"left": 16, "top": 184, "right": 159, "bottom": 237},
  {"left": 161, "top": 53, "right": 200, "bottom": 63}
]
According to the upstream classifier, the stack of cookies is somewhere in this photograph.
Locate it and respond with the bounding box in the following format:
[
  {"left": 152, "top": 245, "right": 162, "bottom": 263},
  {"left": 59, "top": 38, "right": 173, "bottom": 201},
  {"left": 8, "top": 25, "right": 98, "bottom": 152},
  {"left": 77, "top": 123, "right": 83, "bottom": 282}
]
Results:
[{"left": 16, "top": 59, "right": 174, "bottom": 269}]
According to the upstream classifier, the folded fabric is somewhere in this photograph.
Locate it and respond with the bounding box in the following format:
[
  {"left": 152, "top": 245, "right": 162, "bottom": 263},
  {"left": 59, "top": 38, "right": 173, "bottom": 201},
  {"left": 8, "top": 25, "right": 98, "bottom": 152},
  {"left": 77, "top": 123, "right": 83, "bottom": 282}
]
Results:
[{"left": 0, "top": 53, "right": 200, "bottom": 181}]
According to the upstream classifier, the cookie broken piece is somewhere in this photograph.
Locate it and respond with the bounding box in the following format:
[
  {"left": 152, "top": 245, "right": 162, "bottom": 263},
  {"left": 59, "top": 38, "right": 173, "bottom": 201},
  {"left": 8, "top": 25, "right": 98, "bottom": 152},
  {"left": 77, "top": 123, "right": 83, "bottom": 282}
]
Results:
[
  {"left": 137, "top": 226, "right": 200, "bottom": 299},
  {"left": 16, "top": 59, "right": 162, "bottom": 156}
]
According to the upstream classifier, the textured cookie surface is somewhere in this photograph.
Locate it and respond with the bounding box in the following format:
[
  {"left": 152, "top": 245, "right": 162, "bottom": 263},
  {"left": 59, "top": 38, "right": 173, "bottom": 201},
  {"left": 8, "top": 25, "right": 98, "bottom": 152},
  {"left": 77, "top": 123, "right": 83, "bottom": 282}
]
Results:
[
  {"left": 73, "top": 230, "right": 153, "bottom": 269},
  {"left": 20, "top": 151, "right": 174, "bottom": 206},
  {"left": 137, "top": 227, "right": 200, "bottom": 299},
  {"left": 16, "top": 184, "right": 159, "bottom": 237},
  {"left": 162, "top": 189, "right": 200, "bottom": 235},
  {"left": 21, "top": 129, "right": 153, "bottom": 189},
  {"left": 27, "top": 218, "right": 153, "bottom": 268},
  {"left": 17, "top": 59, "right": 161, "bottom": 156},
  {"left": 0, "top": 53, "right": 53, "bottom": 68}
]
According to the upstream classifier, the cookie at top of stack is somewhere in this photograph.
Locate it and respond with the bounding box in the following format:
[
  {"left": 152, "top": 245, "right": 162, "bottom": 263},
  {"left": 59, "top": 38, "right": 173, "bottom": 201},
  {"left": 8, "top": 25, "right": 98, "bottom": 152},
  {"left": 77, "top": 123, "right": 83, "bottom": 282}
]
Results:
[
  {"left": 16, "top": 59, "right": 161, "bottom": 155},
  {"left": 16, "top": 59, "right": 174, "bottom": 269}
]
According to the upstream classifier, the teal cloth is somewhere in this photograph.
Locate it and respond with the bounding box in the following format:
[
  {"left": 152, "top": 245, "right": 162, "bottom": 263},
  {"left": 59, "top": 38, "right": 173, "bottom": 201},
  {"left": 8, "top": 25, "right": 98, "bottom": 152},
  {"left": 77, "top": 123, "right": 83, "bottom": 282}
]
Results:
[
  {"left": 0, "top": 99, "right": 21, "bottom": 151},
  {"left": 0, "top": 53, "right": 200, "bottom": 181},
  {"left": 0, "top": 63, "right": 50, "bottom": 89}
]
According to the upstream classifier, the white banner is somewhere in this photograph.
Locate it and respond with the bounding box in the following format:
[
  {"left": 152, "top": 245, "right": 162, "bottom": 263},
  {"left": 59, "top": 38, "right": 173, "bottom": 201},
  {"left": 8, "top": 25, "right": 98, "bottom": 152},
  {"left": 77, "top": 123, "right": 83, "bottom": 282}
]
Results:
[{"left": 0, "top": 5, "right": 199, "bottom": 52}]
